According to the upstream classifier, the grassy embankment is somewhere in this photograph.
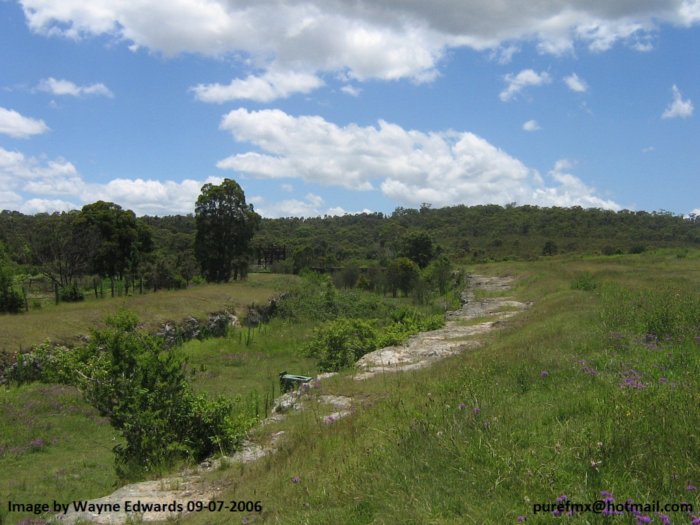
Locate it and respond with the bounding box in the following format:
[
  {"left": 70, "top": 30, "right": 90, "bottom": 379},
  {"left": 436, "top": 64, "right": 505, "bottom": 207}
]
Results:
[
  {"left": 175, "top": 249, "right": 699, "bottom": 525},
  {"left": 0, "top": 273, "right": 305, "bottom": 523},
  {"left": 0, "top": 271, "right": 444, "bottom": 525}
]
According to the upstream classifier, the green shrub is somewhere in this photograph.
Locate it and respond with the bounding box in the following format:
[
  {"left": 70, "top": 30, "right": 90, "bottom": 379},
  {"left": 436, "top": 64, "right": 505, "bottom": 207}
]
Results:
[
  {"left": 4, "top": 310, "right": 250, "bottom": 478},
  {"left": 59, "top": 283, "right": 85, "bottom": 302},
  {"left": 306, "top": 318, "right": 378, "bottom": 372},
  {"left": 571, "top": 272, "right": 597, "bottom": 291}
]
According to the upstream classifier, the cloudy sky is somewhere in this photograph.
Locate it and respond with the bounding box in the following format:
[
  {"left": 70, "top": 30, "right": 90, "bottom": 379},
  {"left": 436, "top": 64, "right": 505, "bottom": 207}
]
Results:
[{"left": 1, "top": 0, "right": 698, "bottom": 217}]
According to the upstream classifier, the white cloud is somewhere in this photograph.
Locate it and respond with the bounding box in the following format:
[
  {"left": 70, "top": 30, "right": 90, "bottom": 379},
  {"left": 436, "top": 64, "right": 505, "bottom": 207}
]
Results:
[
  {"left": 523, "top": 120, "right": 541, "bottom": 131},
  {"left": 531, "top": 159, "right": 620, "bottom": 210},
  {"left": 19, "top": 0, "right": 700, "bottom": 89},
  {"left": 191, "top": 70, "right": 323, "bottom": 103},
  {"left": 250, "top": 193, "right": 326, "bottom": 218},
  {"left": 37, "top": 77, "right": 113, "bottom": 97},
  {"left": 217, "top": 108, "right": 619, "bottom": 211},
  {"left": 490, "top": 44, "right": 520, "bottom": 64},
  {"left": 0, "top": 107, "right": 50, "bottom": 138},
  {"left": 500, "top": 69, "right": 551, "bottom": 102},
  {"left": 341, "top": 84, "right": 361, "bottom": 97},
  {"left": 662, "top": 84, "right": 694, "bottom": 119},
  {"left": 0, "top": 146, "right": 219, "bottom": 215},
  {"left": 21, "top": 198, "right": 79, "bottom": 214},
  {"left": 563, "top": 73, "right": 588, "bottom": 92}
]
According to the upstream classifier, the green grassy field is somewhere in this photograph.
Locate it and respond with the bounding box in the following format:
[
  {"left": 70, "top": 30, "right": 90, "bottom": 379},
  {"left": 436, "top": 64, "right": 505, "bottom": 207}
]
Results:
[
  {"left": 2, "top": 251, "right": 700, "bottom": 524},
  {"left": 178, "top": 249, "right": 700, "bottom": 524}
]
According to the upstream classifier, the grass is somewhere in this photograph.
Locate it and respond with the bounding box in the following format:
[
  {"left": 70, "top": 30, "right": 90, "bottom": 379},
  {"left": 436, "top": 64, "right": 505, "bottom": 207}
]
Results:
[
  {"left": 0, "top": 273, "right": 296, "bottom": 354},
  {"left": 3, "top": 251, "right": 700, "bottom": 524},
  {"left": 0, "top": 383, "right": 119, "bottom": 524},
  {"left": 179, "top": 250, "right": 700, "bottom": 524}
]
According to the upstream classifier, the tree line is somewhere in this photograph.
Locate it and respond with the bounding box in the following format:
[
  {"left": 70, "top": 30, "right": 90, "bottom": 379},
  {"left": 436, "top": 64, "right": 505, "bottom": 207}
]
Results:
[{"left": 2, "top": 184, "right": 699, "bottom": 312}]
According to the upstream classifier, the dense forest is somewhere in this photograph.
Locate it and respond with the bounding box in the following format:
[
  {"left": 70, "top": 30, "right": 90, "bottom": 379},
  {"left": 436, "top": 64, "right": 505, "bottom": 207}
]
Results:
[{"left": 1, "top": 202, "right": 699, "bottom": 312}]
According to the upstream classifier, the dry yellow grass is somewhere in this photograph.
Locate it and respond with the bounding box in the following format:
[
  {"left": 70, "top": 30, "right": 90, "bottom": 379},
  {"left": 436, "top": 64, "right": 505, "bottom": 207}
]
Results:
[{"left": 0, "top": 273, "right": 297, "bottom": 354}]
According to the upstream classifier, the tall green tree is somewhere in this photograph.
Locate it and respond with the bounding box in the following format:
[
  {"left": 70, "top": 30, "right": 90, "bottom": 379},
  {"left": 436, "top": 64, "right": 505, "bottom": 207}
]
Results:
[
  {"left": 30, "top": 211, "right": 92, "bottom": 288},
  {"left": 77, "top": 201, "right": 152, "bottom": 281},
  {"left": 194, "top": 178, "right": 260, "bottom": 282},
  {"left": 401, "top": 230, "right": 434, "bottom": 268}
]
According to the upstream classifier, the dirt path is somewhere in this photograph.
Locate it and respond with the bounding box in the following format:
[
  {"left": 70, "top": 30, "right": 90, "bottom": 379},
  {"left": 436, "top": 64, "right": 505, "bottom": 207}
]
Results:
[{"left": 55, "top": 274, "right": 527, "bottom": 524}]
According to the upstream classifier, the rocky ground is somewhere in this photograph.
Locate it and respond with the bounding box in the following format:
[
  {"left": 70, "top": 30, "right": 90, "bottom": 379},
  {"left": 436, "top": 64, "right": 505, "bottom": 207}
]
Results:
[{"left": 55, "top": 274, "right": 528, "bottom": 524}]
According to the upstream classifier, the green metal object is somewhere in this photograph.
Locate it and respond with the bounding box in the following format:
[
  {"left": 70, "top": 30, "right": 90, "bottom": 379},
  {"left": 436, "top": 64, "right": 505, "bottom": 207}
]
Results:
[{"left": 279, "top": 371, "right": 313, "bottom": 392}]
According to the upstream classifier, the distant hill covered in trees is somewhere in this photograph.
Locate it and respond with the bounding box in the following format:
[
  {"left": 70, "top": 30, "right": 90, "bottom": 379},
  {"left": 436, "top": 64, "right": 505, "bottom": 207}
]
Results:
[
  {"left": 3, "top": 204, "right": 699, "bottom": 273},
  {"left": 2, "top": 201, "right": 698, "bottom": 312}
]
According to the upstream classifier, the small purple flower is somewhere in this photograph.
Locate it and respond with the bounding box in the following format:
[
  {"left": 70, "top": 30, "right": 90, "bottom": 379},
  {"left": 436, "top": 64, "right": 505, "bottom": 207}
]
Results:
[
  {"left": 291, "top": 475, "right": 301, "bottom": 484},
  {"left": 688, "top": 484, "right": 697, "bottom": 491},
  {"left": 556, "top": 494, "right": 568, "bottom": 503},
  {"left": 472, "top": 406, "right": 481, "bottom": 415},
  {"left": 29, "top": 438, "right": 46, "bottom": 450},
  {"left": 552, "top": 509, "right": 562, "bottom": 517},
  {"left": 540, "top": 370, "right": 549, "bottom": 378},
  {"left": 517, "top": 515, "right": 526, "bottom": 522},
  {"left": 636, "top": 516, "right": 652, "bottom": 525},
  {"left": 691, "top": 516, "right": 700, "bottom": 525},
  {"left": 323, "top": 415, "right": 337, "bottom": 424},
  {"left": 458, "top": 402, "right": 466, "bottom": 411},
  {"left": 658, "top": 513, "right": 671, "bottom": 525}
]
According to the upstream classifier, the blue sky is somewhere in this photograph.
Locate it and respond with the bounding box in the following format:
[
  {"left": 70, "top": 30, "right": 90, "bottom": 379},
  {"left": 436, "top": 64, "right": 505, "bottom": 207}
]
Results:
[{"left": 1, "top": 0, "right": 698, "bottom": 217}]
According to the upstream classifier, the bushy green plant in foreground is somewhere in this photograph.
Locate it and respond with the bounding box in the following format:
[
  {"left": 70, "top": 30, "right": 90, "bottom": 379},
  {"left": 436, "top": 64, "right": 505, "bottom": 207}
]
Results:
[{"left": 7, "top": 311, "right": 252, "bottom": 478}]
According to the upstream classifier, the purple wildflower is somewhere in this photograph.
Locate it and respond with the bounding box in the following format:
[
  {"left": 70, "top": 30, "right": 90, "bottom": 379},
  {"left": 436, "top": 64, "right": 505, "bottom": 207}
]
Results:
[
  {"left": 636, "top": 516, "right": 652, "bottom": 525},
  {"left": 556, "top": 494, "right": 568, "bottom": 503},
  {"left": 620, "top": 369, "right": 647, "bottom": 390},
  {"left": 552, "top": 509, "right": 562, "bottom": 517},
  {"left": 29, "top": 438, "right": 46, "bottom": 450},
  {"left": 472, "top": 406, "right": 481, "bottom": 415},
  {"left": 688, "top": 484, "right": 697, "bottom": 491},
  {"left": 291, "top": 476, "right": 301, "bottom": 484},
  {"left": 517, "top": 515, "right": 526, "bottom": 522},
  {"left": 323, "top": 415, "right": 337, "bottom": 424},
  {"left": 458, "top": 402, "right": 466, "bottom": 411},
  {"left": 691, "top": 516, "right": 700, "bottom": 525},
  {"left": 658, "top": 514, "right": 671, "bottom": 525},
  {"left": 540, "top": 370, "right": 549, "bottom": 378}
]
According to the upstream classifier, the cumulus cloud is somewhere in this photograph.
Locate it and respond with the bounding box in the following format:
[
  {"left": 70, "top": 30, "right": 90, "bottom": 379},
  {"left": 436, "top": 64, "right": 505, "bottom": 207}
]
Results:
[
  {"left": 250, "top": 193, "right": 328, "bottom": 218},
  {"left": 500, "top": 69, "right": 551, "bottom": 101},
  {"left": 37, "top": 77, "right": 113, "bottom": 97},
  {"left": 564, "top": 73, "right": 588, "bottom": 92},
  {"left": 19, "top": 0, "right": 700, "bottom": 88},
  {"left": 191, "top": 70, "right": 323, "bottom": 103},
  {"left": 217, "top": 108, "right": 619, "bottom": 210},
  {"left": 662, "top": 84, "right": 694, "bottom": 119},
  {"left": 0, "top": 146, "right": 218, "bottom": 215},
  {"left": 0, "top": 107, "right": 50, "bottom": 138},
  {"left": 523, "top": 120, "right": 541, "bottom": 131}
]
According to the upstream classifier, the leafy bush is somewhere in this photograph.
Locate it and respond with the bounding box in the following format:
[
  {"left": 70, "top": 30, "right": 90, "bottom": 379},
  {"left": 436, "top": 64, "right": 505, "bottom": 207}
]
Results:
[
  {"left": 60, "top": 283, "right": 85, "bottom": 302},
  {"left": 0, "top": 264, "right": 24, "bottom": 313},
  {"left": 306, "top": 318, "right": 378, "bottom": 372},
  {"left": 5, "top": 311, "right": 249, "bottom": 478}
]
